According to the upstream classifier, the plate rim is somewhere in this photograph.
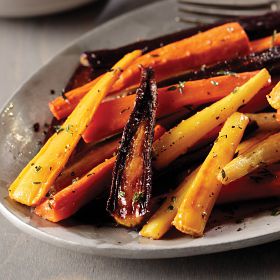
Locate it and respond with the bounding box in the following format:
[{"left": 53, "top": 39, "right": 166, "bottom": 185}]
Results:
[{"left": 1, "top": 0, "right": 280, "bottom": 259}]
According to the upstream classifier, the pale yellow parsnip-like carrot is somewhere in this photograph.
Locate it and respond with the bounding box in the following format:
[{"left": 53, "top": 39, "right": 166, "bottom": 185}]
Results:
[
  {"left": 266, "top": 81, "right": 280, "bottom": 109},
  {"left": 9, "top": 50, "right": 142, "bottom": 206},
  {"left": 152, "top": 69, "right": 271, "bottom": 170},
  {"left": 173, "top": 112, "right": 248, "bottom": 237},
  {"left": 141, "top": 113, "right": 249, "bottom": 239},
  {"left": 218, "top": 132, "right": 280, "bottom": 185},
  {"left": 140, "top": 168, "right": 199, "bottom": 239}
]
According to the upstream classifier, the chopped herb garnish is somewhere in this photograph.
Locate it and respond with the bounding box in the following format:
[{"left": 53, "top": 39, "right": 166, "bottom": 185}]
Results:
[
  {"left": 33, "top": 122, "right": 40, "bottom": 132},
  {"left": 232, "top": 87, "right": 239, "bottom": 94},
  {"left": 272, "top": 29, "right": 277, "bottom": 47},
  {"left": 86, "top": 173, "right": 93, "bottom": 177},
  {"left": 132, "top": 192, "right": 144, "bottom": 203},
  {"left": 271, "top": 208, "right": 280, "bottom": 216},
  {"left": 211, "top": 80, "right": 219, "bottom": 86},
  {"left": 118, "top": 191, "right": 125, "bottom": 198},
  {"left": 221, "top": 169, "right": 226, "bottom": 180},
  {"left": 61, "top": 89, "right": 67, "bottom": 100},
  {"left": 53, "top": 125, "right": 64, "bottom": 134},
  {"left": 34, "top": 165, "right": 42, "bottom": 172},
  {"left": 65, "top": 144, "right": 70, "bottom": 151},
  {"left": 171, "top": 196, "right": 176, "bottom": 203},
  {"left": 32, "top": 181, "right": 41, "bottom": 185},
  {"left": 72, "top": 177, "right": 79, "bottom": 184},
  {"left": 167, "top": 85, "right": 177, "bottom": 91},
  {"left": 65, "top": 124, "right": 74, "bottom": 135},
  {"left": 178, "top": 81, "right": 185, "bottom": 94},
  {"left": 216, "top": 70, "right": 237, "bottom": 76},
  {"left": 167, "top": 205, "right": 174, "bottom": 211}
]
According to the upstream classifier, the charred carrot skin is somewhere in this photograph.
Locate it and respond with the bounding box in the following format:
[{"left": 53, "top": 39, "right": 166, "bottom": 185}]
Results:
[
  {"left": 35, "top": 124, "right": 166, "bottom": 223},
  {"left": 9, "top": 50, "right": 142, "bottom": 207},
  {"left": 50, "top": 23, "right": 250, "bottom": 120},
  {"left": 53, "top": 124, "right": 166, "bottom": 192},
  {"left": 107, "top": 68, "right": 158, "bottom": 228},
  {"left": 82, "top": 72, "right": 257, "bottom": 143}
]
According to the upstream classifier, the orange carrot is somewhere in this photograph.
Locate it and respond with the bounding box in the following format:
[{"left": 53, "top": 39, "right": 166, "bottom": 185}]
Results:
[
  {"left": 35, "top": 125, "right": 166, "bottom": 222},
  {"left": 54, "top": 125, "right": 166, "bottom": 191},
  {"left": 250, "top": 32, "right": 280, "bottom": 53},
  {"left": 218, "top": 164, "right": 280, "bottom": 204},
  {"left": 83, "top": 72, "right": 257, "bottom": 143},
  {"left": 50, "top": 22, "right": 250, "bottom": 120},
  {"left": 35, "top": 157, "right": 115, "bottom": 222},
  {"left": 9, "top": 50, "right": 142, "bottom": 207}
]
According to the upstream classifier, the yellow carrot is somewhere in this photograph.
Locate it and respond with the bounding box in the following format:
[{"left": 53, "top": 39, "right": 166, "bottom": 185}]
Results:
[
  {"left": 266, "top": 81, "right": 280, "bottom": 109},
  {"left": 9, "top": 50, "right": 142, "bottom": 206},
  {"left": 140, "top": 168, "right": 199, "bottom": 239},
  {"left": 173, "top": 112, "right": 248, "bottom": 237},
  {"left": 152, "top": 69, "right": 270, "bottom": 169},
  {"left": 218, "top": 132, "right": 280, "bottom": 185}
]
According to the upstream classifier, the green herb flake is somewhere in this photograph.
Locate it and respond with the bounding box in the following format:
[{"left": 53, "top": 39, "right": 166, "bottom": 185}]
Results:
[
  {"left": 72, "top": 177, "right": 79, "bottom": 184},
  {"left": 178, "top": 81, "right": 185, "bottom": 94},
  {"left": 216, "top": 70, "right": 237, "bottom": 76},
  {"left": 271, "top": 208, "right": 280, "bottom": 216},
  {"left": 53, "top": 125, "right": 64, "bottom": 134},
  {"left": 272, "top": 29, "right": 277, "bottom": 47},
  {"left": 65, "top": 124, "right": 74, "bottom": 135},
  {"left": 34, "top": 165, "right": 42, "bottom": 172},
  {"left": 32, "top": 181, "right": 41, "bottom": 185},
  {"left": 132, "top": 192, "right": 144, "bottom": 203},
  {"left": 171, "top": 196, "right": 176, "bottom": 203},
  {"left": 232, "top": 87, "right": 239, "bottom": 94},
  {"left": 118, "top": 191, "right": 125, "bottom": 199},
  {"left": 210, "top": 80, "right": 219, "bottom": 86}
]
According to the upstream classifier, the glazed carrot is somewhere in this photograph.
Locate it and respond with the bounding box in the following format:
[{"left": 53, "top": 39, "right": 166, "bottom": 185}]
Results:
[
  {"left": 173, "top": 112, "right": 248, "bottom": 237},
  {"left": 53, "top": 137, "right": 120, "bottom": 191},
  {"left": 140, "top": 164, "right": 280, "bottom": 239},
  {"left": 50, "top": 22, "right": 250, "bottom": 120},
  {"left": 49, "top": 77, "right": 101, "bottom": 120},
  {"left": 266, "top": 81, "right": 280, "bottom": 109},
  {"left": 246, "top": 113, "right": 280, "bottom": 131},
  {"left": 218, "top": 132, "right": 280, "bottom": 185},
  {"left": 34, "top": 157, "right": 116, "bottom": 222},
  {"left": 217, "top": 164, "right": 280, "bottom": 204},
  {"left": 54, "top": 124, "right": 166, "bottom": 191},
  {"left": 153, "top": 69, "right": 271, "bottom": 170},
  {"left": 9, "top": 50, "right": 141, "bottom": 206},
  {"left": 83, "top": 72, "right": 257, "bottom": 143},
  {"left": 35, "top": 123, "right": 166, "bottom": 222},
  {"left": 250, "top": 32, "right": 280, "bottom": 53}
]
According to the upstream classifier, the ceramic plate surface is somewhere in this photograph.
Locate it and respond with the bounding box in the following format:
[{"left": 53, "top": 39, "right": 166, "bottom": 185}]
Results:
[
  {"left": 0, "top": 0, "right": 95, "bottom": 17},
  {"left": 1, "top": 0, "right": 280, "bottom": 259}
]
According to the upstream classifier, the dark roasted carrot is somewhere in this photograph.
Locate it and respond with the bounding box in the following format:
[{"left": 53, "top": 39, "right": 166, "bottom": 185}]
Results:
[
  {"left": 107, "top": 67, "right": 158, "bottom": 228},
  {"left": 35, "top": 123, "right": 166, "bottom": 222},
  {"left": 250, "top": 32, "right": 280, "bottom": 53},
  {"left": 83, "top": 72, "right": 257, "bottom": 143},
  {"left": 49, "top": 22, "right": 250, "bottom": 120},
  {"left": 9, "top": 50, "right": 141, "bottom": 207}
]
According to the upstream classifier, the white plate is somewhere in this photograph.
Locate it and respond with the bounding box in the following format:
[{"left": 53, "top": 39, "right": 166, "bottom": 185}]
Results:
[
  {"left": 0, "top": 0, "right": 95, "bottom": 17},
  {"left": 0, "top": 0, "right": 280, "bottom": 259}
]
